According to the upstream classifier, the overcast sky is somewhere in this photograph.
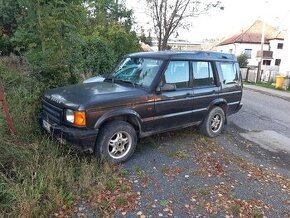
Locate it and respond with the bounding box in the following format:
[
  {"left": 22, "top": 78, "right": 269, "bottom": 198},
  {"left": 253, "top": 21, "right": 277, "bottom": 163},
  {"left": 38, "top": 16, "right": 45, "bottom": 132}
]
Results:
[{"left": 125, "top": 0, "right": 290, "bottom": 42}]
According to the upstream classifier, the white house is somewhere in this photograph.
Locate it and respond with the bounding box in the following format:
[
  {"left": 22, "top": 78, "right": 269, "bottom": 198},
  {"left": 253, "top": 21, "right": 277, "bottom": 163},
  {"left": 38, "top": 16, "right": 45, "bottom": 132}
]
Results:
[{"left": 215, "top": 20, "right": 284, "bottom": 72}]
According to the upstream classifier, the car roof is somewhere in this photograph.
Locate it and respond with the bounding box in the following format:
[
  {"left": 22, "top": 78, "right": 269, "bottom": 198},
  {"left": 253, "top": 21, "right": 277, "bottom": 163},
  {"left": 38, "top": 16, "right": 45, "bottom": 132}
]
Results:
[{"left": 127, "top": 51, "right": 237, "bottom": 61}]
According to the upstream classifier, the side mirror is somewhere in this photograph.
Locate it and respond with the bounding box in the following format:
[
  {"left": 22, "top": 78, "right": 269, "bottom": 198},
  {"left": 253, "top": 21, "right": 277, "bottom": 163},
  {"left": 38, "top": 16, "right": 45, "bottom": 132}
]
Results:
[{"left": 156, "top": 83, "right": 176, "bottom": 92}]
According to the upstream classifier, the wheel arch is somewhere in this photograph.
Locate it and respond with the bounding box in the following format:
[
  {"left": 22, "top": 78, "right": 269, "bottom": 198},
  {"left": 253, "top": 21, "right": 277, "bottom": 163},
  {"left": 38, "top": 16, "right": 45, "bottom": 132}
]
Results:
[
  {"left": 208, "top": 98, "right": 228, "bottom": 114},
  {"left": 94, "top": 109, "right": 142, "bottom": 136}
]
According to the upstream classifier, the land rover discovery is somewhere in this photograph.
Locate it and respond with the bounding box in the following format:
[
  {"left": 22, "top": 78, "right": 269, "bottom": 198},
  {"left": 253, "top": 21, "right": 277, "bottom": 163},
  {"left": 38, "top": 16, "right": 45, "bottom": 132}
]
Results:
[{"left": 40, "top": 51, "right": 243, "bottom": 163}]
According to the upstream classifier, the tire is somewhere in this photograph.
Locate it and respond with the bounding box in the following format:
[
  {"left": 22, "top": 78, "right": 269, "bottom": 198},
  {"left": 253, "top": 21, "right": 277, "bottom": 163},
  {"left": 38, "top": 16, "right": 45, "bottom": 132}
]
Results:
[
  {"left": 95, "top": 121, "right": 137, "bottom": 163},
  {"left": 199, "top": 106, "right": 225, "bottom": 138}
]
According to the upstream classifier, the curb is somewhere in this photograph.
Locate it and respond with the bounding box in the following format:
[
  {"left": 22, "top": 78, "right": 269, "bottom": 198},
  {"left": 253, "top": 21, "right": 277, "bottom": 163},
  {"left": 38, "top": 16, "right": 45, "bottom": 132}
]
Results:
[{"left": 244, "top": 86, "right": 290, "bottom": 102}]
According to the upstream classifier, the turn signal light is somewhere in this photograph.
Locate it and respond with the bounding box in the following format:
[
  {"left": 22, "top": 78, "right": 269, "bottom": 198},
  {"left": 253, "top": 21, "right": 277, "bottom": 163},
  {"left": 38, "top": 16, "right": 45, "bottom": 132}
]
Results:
[{"left": 74, "top": 111, "right": 86, "bottom": 126}]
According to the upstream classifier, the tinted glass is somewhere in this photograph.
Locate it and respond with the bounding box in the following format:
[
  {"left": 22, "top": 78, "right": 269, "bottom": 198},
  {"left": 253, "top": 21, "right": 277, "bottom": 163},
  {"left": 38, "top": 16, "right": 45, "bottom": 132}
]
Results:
[
  {"left": 192, "top": 61, "right": 214, "bottom": 87},
  {"left": 220, "top": 63, "right": 238, "bottom": 84},
  {"left": 164, "top": 61, "right": 190, "bottom": 88}
]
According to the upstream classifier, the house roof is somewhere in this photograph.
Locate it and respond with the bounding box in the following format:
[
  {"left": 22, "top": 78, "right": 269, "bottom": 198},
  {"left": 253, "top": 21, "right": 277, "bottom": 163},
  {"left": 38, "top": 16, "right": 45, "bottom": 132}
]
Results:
[{"left": 218, "top": 20, "right": 284, "bottom": 46}]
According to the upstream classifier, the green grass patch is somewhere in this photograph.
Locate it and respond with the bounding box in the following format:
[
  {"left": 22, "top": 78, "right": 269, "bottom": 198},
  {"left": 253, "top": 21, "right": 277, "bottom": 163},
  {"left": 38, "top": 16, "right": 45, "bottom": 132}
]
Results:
[
  {"left": 0, "top": 63, "right": 125, "bottom": 217},
  {"left": 244, "top": 81, "right": 290, "bottom": 92}
]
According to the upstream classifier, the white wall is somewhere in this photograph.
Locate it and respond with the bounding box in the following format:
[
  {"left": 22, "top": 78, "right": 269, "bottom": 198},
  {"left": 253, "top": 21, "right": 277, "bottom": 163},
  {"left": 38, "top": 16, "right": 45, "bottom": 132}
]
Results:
[
  {"left": 269, "top": 39, "right": 284, "bottom": 67},
  {"left": 279, "top": 26, "right": 290, "bottom": 76},
  {"left": 216, "top": 43, "right": 270, "bottom": 66}
]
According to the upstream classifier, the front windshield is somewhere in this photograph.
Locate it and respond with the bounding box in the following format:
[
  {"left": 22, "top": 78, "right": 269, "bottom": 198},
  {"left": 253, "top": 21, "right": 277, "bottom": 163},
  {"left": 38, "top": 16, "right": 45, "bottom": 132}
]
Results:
[{"left": 109, "top": 57, "right": 163, "bottom": 87}]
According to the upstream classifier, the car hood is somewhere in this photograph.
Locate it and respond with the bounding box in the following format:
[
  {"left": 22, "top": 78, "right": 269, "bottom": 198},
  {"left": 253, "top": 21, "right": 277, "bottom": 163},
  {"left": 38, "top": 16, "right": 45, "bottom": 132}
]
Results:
[{"left": 44, "top": 81, "right": 147, "bottom": 110}]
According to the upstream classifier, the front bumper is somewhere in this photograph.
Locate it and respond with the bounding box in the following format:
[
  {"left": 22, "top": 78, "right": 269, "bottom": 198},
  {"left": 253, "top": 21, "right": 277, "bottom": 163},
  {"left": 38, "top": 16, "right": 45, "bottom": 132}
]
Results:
[{"left": 39, "top": 113, "right": 98, "bottom": 153}]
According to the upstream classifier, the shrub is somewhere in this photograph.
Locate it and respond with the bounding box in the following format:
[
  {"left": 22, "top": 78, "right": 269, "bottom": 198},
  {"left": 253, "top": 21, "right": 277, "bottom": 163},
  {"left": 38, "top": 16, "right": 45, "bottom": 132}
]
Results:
[{"left": 237, "top": 53, "right": 249, "bottom": 68}]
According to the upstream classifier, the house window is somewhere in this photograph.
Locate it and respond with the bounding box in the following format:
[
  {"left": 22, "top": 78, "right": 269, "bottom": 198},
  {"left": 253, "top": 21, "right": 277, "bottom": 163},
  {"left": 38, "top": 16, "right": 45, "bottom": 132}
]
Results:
[
  {"left": 244, "top": 49, "right": 252, "bottom": 58},
  {"left": 275, "top": 59, "right": 281, "bottom": 66},
  {"left": 262, "top": 60, "right": 271, "bottom": 65},
  {"left": 277, "top": 43, "right": 283, "bottom": 49}
]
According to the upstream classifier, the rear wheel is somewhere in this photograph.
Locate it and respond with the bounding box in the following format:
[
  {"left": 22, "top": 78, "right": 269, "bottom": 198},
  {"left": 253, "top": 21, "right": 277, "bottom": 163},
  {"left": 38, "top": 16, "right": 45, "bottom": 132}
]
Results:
[
  {"left": 95, "top": 121, "right": 137, "bottom": 163},
  {"left": 199, "top": 106, "right": 225, "bottom": 137}
]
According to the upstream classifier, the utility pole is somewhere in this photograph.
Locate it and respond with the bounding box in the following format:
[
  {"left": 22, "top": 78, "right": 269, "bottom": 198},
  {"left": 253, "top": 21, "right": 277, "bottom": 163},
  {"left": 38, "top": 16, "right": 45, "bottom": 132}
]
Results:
[{"left": 256, "top": 20, "right": 266, "bottom": 83}]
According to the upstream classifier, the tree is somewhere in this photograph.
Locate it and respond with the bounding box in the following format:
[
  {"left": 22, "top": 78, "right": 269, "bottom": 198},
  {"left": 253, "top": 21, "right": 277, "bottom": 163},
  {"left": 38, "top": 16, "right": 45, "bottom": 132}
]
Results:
[
  {"left": 0, "top": 0, "right": 21, "bottom": 55},
  {"left": 237, "top": 53, "right": 249, "bottom": 68},
  {"left": 1, "top": 0, "right": 140, "bottom": 86},
  {"left": 140, "top": 28, "right": 153, "bottom": 46},
  {"left": 146, "top": 0, "right": 223, "bottom": 51}
]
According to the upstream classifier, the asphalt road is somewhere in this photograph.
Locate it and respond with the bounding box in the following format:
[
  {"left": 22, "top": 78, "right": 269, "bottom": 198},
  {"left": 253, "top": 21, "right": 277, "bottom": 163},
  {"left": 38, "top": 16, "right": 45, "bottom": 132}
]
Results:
[{"left": 229, "top": 88, "right": 290, "bottom": 138}]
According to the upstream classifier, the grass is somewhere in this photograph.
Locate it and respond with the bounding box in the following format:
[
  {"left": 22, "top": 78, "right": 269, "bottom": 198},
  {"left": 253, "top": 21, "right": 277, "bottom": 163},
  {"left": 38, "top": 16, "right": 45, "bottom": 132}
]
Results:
[
  {"left": 231, "top": 204, "right": 241, "bottom": 216},
  {"left": 169, "top": 149, "right": 190, "bottom": 159},
  {"left": 0, "top": 62, "right": 128, "bottom": 217},
  {"left": 244, "top": 81, "right": 290, "bottom": 92}
]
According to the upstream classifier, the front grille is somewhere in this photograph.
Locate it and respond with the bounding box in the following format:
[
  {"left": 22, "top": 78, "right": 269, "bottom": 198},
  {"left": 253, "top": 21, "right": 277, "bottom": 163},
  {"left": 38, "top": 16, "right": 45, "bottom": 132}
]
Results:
[{"left": 42, "top": 99, "right": 63, "bottom": 124}]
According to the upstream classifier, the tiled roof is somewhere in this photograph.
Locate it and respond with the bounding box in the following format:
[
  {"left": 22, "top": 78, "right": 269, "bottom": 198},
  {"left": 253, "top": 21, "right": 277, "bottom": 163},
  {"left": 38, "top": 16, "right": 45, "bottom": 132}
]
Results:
[{"left": 218, "top": 20, "right": 284, "bottom": 46}]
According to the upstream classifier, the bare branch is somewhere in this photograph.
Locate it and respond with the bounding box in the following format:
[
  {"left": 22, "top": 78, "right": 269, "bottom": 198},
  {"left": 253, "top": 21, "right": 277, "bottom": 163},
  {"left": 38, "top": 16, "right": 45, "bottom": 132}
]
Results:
[{"left": 146, "top": 0, "right": 223, "bottom": 50}]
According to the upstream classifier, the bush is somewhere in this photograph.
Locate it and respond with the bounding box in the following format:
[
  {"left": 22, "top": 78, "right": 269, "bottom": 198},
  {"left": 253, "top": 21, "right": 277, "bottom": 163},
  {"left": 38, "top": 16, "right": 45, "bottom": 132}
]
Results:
[
  {"left": 82, "top": 38, "right": 116, "bottom": 77},
  {"left": 0, "top": 63, "right": 111, "bottom": 216},
  {"left": 237, "top": 53, "right": 249, "bottom": 68}
]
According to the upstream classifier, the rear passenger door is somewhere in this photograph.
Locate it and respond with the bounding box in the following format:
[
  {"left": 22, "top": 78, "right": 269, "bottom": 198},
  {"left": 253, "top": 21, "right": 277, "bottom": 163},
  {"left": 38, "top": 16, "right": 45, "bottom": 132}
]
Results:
[
  {"left": 154, "top": 60, "right": 193, "bottom": 130},
  {"left": 191, "top": 61, "right": 220, "bottom": 122},
  {"left": 217, "top": 62, "right": 242, "bottom": 113}
]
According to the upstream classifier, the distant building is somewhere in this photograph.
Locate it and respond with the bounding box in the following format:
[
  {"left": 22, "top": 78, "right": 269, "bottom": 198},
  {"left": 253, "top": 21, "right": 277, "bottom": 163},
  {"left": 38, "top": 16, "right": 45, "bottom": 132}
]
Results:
[
  {"left": 150, "top": 39, "right": 202, "bottom": 51},
  {"left": 215, "top": 20, "right": 284, "bottom": 72}
]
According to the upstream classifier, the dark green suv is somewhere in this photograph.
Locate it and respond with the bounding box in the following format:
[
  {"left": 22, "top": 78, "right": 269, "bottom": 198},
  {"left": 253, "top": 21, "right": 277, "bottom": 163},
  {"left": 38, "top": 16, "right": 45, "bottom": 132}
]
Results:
[{"left": 40, "top": 51, "right": 243, "bottom": 162}]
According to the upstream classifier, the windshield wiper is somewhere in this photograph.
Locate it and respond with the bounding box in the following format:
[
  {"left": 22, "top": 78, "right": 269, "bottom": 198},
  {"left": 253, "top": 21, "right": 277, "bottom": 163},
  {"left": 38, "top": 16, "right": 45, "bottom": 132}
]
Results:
[
  {"left": 105, "top": 77, "right": 115, "bottom": 83},
  {"left": 114, "top": 79, "right": 136, "bottom": 88}
]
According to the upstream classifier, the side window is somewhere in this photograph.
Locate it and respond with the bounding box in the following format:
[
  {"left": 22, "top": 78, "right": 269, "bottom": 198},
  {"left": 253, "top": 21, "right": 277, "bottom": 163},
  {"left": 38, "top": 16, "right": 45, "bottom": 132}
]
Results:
[
  {"left": 164, "top": 61, "right": 190, "bottom": 88},
  {"left": 192, "top": 61, "right": 215, "bottom": 87},
  {"left": 219, "top": 62, "right": 238, "bottom": 84}
]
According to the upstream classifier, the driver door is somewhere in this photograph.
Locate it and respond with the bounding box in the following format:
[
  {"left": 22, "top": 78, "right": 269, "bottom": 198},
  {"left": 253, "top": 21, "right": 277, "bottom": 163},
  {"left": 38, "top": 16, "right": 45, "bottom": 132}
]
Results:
[{"left": 153, "top": 60, "right": 194, "bottom": 131}]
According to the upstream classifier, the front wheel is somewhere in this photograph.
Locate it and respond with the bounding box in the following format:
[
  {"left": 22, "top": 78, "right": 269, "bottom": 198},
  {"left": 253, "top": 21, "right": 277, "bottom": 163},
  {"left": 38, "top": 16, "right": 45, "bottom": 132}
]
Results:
[
  {"left": 199, "top": 106, "right": 225, "bottom": 137},
  {"left": 95, "top": 121, "right": 137, "bottom": 163}
]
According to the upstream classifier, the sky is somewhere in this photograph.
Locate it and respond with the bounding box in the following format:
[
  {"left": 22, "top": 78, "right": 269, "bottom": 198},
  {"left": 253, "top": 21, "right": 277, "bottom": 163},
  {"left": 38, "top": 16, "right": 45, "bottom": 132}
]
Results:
[{"left": 125, "top": 0, "right": 290, "bottom": 42}]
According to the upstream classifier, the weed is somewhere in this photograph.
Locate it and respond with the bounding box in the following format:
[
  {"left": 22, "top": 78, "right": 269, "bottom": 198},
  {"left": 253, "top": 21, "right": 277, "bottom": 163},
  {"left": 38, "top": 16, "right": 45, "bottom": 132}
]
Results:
[
  {"left": 160, "top": 165, "right": 169, "bottom": 174},
  {"left": 160, "top": 199, "right": 169, "bottom": 207},
  {"left": 251, "top": 207, "right": 263, "bottom": 218},
  {"left": 0, "top": 64, "right": 128, "bottom": 217},
  {"left": 198, "top": 188, "right": 210, "bottom": 196},
  {"left": 116, "top": 195, "right": 127, "bottom": 206},
  {"left": 170, "top": 149, "right": 190, "bottom": 159},
  {"left": 231, "top": 204, "right": 241, "bottom": 216},
  {"left": 106, "top": 179, "right": 117, "bottom": 191}
]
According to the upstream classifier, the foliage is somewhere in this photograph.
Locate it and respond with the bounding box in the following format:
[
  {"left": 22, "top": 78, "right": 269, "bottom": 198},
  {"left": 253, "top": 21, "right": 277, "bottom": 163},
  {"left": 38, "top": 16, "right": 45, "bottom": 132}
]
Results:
[
  {"left": 146, "top": 0, "right": 223, "bottom": 51},
  {"left": 0, "top": 0, "right": 141, "bottom": 214},
  {"left": 237, "top": 53, "right": 249, "bottom": 68},
  {"left": 82, "top": 37, "right": 116, "bottom": 76},
  {"left": 1, "top": 0, "right": 140, "bottom": 86},
  {"left": 0, "top": 0, "right": 21, "bottom": 55},
  {"left": 140, "top": 28, "right": 153, "bottom": 46},
  {"left": 85, "top": 0, "right": 134, "bottom": 29},
  {"left": 0, "top": 63, "right": 135, "bottom": 217}
]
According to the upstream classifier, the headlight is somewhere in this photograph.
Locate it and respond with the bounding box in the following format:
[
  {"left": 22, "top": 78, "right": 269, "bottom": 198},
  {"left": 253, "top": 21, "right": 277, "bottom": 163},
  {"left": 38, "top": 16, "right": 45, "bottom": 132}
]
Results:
[
  {"left": 65, "top": 109, "right": 86, "bottom": 126},
  {"left": 65, "top": 109, "right": 74, "bottom": 123}
]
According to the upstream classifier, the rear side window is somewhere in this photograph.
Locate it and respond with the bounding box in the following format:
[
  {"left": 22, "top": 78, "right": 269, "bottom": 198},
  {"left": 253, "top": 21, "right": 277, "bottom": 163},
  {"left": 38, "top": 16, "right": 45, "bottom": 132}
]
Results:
[
  {"left": 164, "top": 61, "right": 190, "bottom": 88},
  {"left": 192, "top": 61, "right": 215, "bottom": 87},
  {"left": 219, "top": 62, "right": 238, "bottom": 84}
]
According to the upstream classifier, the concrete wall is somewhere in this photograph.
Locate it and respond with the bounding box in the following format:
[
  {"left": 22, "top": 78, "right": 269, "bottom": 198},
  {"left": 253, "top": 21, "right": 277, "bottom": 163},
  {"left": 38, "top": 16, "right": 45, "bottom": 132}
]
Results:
[
  {"left": 269, "top": 39, "right": 284, "bottom": 67},
  {"left": 216, "top": 43, "right": 270, "bottom": 67}
]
